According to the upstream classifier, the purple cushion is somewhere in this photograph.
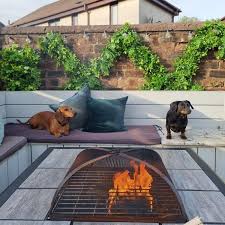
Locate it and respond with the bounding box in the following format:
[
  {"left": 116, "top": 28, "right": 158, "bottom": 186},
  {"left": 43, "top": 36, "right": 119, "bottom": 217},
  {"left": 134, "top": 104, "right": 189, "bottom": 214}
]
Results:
[
  {"left": 5, "top": 124, "right": 161, "bottom": 145},
  {"left": 0, "top": 136, "right": 27, "bottom": 162}
]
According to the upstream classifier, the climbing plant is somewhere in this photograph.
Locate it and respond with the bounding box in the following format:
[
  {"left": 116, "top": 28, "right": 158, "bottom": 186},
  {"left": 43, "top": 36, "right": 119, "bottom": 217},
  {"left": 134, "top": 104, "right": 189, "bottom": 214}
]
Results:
[
  {"left": 38, "top": 32, "right": 102, "bottom": 90},
  {"left": 166, "top": 21, "right": 225, "bottom": 90},
  {"left": 39, "top": 20, "right": 225, "bottom": 90}
]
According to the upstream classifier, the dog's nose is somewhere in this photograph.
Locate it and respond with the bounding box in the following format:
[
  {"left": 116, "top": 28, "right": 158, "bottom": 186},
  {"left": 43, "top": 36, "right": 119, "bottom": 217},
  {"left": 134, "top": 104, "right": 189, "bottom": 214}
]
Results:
[{"left": 73, "top": 111, "right": 77, "bottom": 116}]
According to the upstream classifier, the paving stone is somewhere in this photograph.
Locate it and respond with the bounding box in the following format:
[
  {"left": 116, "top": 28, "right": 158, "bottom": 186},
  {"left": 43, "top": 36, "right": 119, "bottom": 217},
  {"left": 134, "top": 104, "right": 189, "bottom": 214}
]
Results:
[
  {"left": 0, "top": 222, "right": 43, "bottom": 225},
  {"left": 179, "top": 191, "right": 225, "bottom": 223},
  {"left": 168, "top": 170, "right": 219, "bottom": 191},
  {"left": 43, "top": 222, "right": 71, "bottom": 225},
  {"left": 0, "top": 189, "right": 56, "bottom": 220},
  {"left": 0, "top": 147, "right": 223, "bottom": 224},
  {"left": 160, "top": 128, "right": 225, "bottom": 147},
  {"left": 162, "top": 223, "right": 223, "bottom": 225},
  {"left": 0, "top": 222, "right": 70, "bottom": 225},
  {"left": 198, "top": 147, "right": 216, "bottom": 170},
  {"left": 38, "top": 148, "right": 83, "bottom": 169},
  {"left": 154, "top": 150, "right": 200, "bottom": 169},
  {"left": 20, "top": 168, "right": 68, "bottom": 189},
  {"left": 72, "top": 223, "right": 158, "bottom": 225}
]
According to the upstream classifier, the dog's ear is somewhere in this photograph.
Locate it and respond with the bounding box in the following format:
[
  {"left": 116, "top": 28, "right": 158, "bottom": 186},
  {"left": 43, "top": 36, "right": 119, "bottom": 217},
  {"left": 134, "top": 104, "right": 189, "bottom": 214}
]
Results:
[
  {"left": 185, "top": 100, "right": 194, "bottom": 109},
  {"left": 55, "top": 109, "right": 66, "bottom": 124},
  {"left": 170, "top": 101, "right": 180, "bottom": 112}
]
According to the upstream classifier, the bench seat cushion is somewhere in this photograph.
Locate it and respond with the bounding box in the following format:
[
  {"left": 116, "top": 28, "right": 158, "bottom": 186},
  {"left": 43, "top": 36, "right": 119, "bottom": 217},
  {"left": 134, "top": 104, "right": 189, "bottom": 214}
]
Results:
[
  {"left": 0, "top": 136, "right": 27, "bottom": 162},
  {"left": 5, "top": 124, "right": 161, "bottom": 145}
]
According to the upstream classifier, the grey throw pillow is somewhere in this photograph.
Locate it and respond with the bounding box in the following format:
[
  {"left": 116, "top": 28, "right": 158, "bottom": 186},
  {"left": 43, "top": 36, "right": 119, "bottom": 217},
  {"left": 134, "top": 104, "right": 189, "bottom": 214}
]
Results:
[{"left": 49, "top": 85, "right": 90, "bottom": 130}]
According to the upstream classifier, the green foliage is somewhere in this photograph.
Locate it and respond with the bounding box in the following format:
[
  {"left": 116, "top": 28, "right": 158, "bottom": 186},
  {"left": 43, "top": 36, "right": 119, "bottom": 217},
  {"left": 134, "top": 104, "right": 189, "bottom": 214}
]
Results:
[
  {"left": 0, "top": 44, "right": 41, "bottom": 91},
  {"left": 39, "top": 32, "right": 102, "bottom": 90},
  {"left": 39, "top": 24, "right": 166, "bottom": 90},
  {"left": 177, "top": 16, "right": 200, "bottom": 23},
  {"left": 167, "top": 20, "right": 225, "bottom": 90},
  {"left": 91, "top": 24, "right": 168, "bottom": 89},
  {"left": 39, "top": 21, "right": 225, "bottom": 91}
]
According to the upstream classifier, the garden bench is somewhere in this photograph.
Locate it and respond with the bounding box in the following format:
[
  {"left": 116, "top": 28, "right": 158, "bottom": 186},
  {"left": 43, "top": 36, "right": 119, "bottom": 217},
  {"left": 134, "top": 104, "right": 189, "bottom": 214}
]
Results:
[{"left": 0, "top": 90, "right": 225, "bottom": 194}]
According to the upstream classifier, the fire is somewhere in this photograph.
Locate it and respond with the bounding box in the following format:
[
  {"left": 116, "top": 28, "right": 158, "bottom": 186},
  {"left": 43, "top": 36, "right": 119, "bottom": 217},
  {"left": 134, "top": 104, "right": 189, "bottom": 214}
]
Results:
[{"left": 108, "top": 160, "right": 154, "bottom": 213}]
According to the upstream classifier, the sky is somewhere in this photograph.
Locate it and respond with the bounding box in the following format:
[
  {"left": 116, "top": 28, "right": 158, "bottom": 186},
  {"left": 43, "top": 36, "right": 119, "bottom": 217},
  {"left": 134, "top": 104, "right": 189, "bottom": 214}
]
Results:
[
  {"left": 170, "top": 0, "right": 225, "bottom": 21},
  {"left": 0, "top": 0, "right": 224, "bottom": 25}
]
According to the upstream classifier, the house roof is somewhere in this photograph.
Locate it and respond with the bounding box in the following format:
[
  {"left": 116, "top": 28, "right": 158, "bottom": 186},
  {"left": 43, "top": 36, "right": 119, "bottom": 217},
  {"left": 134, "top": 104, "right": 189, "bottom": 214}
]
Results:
[
  {"left": 11, "top": 0, "right": 181, "bottom": 27},
  {"left": 151, "top": 0, "right": 181, "bottom": 15}
]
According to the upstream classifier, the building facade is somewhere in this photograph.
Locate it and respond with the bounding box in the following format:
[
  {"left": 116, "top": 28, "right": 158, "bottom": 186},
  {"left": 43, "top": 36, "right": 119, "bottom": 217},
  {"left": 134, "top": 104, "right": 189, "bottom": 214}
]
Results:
[{"left": 12, "top": 0, "right": 181, "bottom": 27}]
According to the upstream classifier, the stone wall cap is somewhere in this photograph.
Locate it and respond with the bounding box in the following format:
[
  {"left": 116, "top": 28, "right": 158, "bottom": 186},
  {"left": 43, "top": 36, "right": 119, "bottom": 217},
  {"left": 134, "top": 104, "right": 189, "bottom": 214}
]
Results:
[{"left": 0, "top": 22, "right": 204, "bottom": 35}]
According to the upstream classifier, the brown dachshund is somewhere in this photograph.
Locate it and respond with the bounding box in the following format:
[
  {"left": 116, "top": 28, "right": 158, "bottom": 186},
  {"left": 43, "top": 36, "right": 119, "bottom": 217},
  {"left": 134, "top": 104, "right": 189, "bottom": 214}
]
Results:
[{"left": 17, "top": 106, "right": 76, "bottom": 137}]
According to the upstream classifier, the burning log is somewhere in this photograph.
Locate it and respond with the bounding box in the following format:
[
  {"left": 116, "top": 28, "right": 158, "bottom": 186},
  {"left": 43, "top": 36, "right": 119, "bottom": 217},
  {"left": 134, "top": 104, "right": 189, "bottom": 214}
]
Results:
[{"left": 108, "top": 160, "right": 153, "bottom": 213}]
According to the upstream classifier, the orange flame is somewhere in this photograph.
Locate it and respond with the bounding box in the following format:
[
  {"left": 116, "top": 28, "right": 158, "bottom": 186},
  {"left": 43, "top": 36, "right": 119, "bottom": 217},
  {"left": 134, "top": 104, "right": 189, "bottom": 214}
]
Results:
[{"left": 108, "top": 160, "right": 154, "bottom": 213}]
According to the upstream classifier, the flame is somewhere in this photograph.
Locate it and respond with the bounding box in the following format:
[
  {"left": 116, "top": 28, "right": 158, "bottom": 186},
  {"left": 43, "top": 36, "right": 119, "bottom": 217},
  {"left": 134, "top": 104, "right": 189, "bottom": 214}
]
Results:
[{"left": 108, "top": 160, "right": 154, "bottom": 213}]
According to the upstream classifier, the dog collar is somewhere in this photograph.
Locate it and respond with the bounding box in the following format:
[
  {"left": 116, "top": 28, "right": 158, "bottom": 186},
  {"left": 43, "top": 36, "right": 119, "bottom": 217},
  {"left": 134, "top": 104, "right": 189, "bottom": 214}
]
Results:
[{"left": 57, "top": 118, "right": 69, "bottom": 126}]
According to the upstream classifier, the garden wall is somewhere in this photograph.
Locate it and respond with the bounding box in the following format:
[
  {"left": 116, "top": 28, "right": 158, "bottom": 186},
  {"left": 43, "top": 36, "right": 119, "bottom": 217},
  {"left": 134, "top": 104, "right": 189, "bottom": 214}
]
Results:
[{"left": 1, "top": 23, "right": 225, "bottom": 90}]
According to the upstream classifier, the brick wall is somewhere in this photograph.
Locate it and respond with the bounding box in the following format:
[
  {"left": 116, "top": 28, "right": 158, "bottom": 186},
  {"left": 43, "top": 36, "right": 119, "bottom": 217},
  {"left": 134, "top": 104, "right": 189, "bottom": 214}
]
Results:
[{"left": 1, "top": 23, "right": 225, "bottom": 90}]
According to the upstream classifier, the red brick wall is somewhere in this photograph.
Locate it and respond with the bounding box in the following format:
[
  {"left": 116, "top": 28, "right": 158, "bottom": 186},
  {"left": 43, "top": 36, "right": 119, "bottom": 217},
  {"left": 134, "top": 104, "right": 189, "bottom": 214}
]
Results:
[{"left": 1, "top": 23, "right": 225, "bottom": 90}]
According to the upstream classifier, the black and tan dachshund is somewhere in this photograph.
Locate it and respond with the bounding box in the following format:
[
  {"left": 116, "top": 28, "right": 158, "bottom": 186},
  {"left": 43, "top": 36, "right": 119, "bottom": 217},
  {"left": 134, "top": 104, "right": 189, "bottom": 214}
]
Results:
[{"left": 166, "top": 101, "right": 194, "bottom": 140}]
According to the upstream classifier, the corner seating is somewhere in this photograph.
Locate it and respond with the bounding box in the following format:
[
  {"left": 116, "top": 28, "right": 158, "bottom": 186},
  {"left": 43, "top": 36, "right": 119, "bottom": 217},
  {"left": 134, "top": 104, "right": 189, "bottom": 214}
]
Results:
[{"left": 0, "top": 90, "right": 224, "bottom": 194}]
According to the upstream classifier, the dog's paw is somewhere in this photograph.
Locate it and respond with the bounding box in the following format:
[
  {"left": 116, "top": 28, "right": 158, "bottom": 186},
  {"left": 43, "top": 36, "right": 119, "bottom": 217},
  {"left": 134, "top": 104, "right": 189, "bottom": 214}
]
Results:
[
  {"left": 180, "top": 135, "right": 187, "bottom": 140},
  {"left": 166, "top": 135, "right": 172, "bottom": 139},
  {"left": 54, "top": 133, "right": 61, "bottom": 138}
]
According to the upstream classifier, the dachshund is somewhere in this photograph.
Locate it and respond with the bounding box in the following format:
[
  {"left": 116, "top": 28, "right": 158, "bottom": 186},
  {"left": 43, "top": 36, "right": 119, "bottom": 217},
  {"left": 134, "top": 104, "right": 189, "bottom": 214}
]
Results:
[
  {"left": 17, "top": 106, "right": 76, "bottom": 137},
  {"left": 166, "top": 100, "right": 194, "bottom": 140}
]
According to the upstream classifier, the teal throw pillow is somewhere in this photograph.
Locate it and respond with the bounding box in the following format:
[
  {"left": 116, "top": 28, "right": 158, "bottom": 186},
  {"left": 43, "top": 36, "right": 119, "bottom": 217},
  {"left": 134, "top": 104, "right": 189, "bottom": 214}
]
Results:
[{"left": 84, "top": 96, "right": 128, "bottom": 132}]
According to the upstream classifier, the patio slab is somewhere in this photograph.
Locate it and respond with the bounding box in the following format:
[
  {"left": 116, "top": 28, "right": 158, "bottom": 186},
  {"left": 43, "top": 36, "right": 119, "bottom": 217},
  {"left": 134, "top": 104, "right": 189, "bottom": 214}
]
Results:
[
  {"left": 20, "top": 168, "right": 68, "bottom": 189},
  {"left": 38, "top": 148, "right": 83, "bottom": 169},
  {"left": 0, "top": 148, "right": 224, "bottom": 224},
  {"left": 72, "top": 223, "right": 158, "bottom": 225},
  {"left": 0, "top": 189, "right": 56, "bottom": 220},
  {"left": 179, "top": 191, "right": 225, "bottom": 223},
  {"left": 160, "top": 128, "right": 225, "bottom": 147},
  {"left": 0, "top": 222, "right": 159, "bottom": 225},
  {"left": 168, "top": 169, "right": 219, "bottom": 191},
  {"left": 0, "top": 222, "right": 70, "bottom": 225},
  {"left": 154, "top": 149, "right": 200, "bottom": 169}
]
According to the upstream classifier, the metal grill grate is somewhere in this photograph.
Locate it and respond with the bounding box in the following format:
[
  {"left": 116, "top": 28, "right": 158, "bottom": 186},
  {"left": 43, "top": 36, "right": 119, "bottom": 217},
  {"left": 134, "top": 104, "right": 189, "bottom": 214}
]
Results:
[{"left": 48, "top": 148, "right": 187, "bottom": 223}]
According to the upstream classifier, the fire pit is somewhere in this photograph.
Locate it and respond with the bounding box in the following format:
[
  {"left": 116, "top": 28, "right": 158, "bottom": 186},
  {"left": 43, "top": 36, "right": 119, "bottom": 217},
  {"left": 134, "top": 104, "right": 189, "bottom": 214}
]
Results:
[{"left": 47, "top": 148, "right": 188, "bottom": 223}]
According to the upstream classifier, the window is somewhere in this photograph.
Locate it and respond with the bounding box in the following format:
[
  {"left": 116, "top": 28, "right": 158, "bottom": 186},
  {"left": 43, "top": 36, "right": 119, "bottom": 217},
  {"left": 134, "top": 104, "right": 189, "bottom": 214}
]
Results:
[
  {"left": 87, "top": 11, "right": 90, "bottom": 25},
  {"left": 72, "top": 14, "right": 78, "bottom": 26},
  {"left": 110, "top": 3, "right": 118, "bottom": 25},
  {"left": 49, "top": 19, "right": 60, "bottom": 26}
]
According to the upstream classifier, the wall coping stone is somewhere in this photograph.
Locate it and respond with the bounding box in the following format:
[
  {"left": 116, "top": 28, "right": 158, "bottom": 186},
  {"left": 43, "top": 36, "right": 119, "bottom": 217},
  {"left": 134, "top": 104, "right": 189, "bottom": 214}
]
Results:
[{"left": 0, "top": 22, "right": 204, "bottom": 35}]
